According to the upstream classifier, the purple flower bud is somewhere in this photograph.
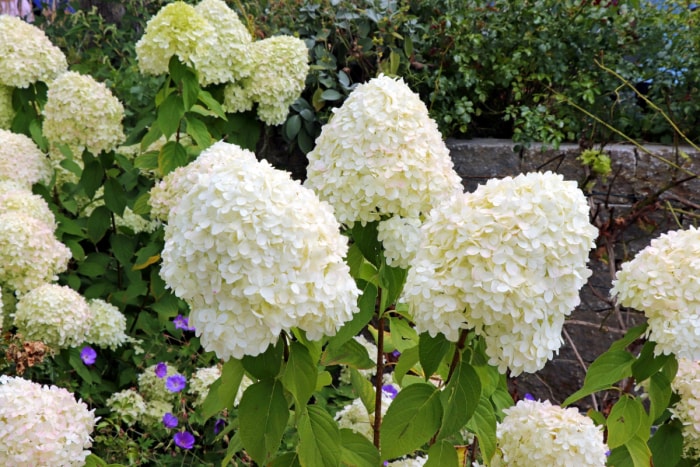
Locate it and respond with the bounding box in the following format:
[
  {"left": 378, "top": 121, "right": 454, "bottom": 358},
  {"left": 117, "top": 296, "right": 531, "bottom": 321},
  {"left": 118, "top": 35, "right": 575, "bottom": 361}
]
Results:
[
  {"left": 80, "top": 346, "right": 97, "bottom": 365},
  {"left": 173, "top": 314, "right": 196, "bottom": 331},
  {"left": 155, "top": 362, "right": 167, "bottom": 378},
  {"left": 174, "top": 431, "right": 195, "bottom": 449},
  {"left": 524, "top": 393, "right": 535, "bottom": 401},
  {"left": 213, "top": 418, "right": 226, "bottom": 434},
  {"left": 166, "top": 374, "right": 186, "bottom": 392},
  {"left": 162, "top": 412, "right": 178, "bottom": 429}
]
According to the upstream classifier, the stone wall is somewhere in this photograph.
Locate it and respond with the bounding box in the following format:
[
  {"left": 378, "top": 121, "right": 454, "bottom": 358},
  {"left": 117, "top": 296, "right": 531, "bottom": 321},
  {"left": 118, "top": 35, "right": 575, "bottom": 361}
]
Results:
[{"left": 446, "top": 138, "right": 700, "bottom": 409}]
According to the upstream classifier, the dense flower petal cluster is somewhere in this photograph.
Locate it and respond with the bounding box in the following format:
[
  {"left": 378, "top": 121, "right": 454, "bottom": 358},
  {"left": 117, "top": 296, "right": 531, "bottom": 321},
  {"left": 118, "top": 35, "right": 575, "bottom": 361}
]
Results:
[
  {"left": 611, "top": 227, "right": 700, "bottom": 360},
  {"left": 188, "top": 366, "right": 221, "bottom": 406},
  {"left": 670, "top": 358, "right": 700, "bottom": 458},
  {"left": 304, "top": 75, "right": 462, "bottom": 227},
  {"left": 85, "top": 299, "right": 129, "bottom": 349},
  {"left": 0, "top": 129, "right": 52, "bottom": 188},
  {"left": 0, "top": 212, "right": 71, "bottom": 293},
  {"left": 404, "top": 172, "right": 597, "bottom": 375},
  {"left": 13, "top": 284, "right": 92, "bottom": 349},
  {"left": 0, "top": 181, "right": 56, "bottom": 227},
  {"left": 138, "top": 363, "right": 180, "bottom": 402},
  {"left": 105, "top": 389, "right": 147, "bottom": 426},
  {"left": 43, "top": 71, "right": 125, "bottom": 155},
  {"left": 156, "top": 141, "right": 359, "bottom": 360},
  {"left": 0, "top": 85, "right": 14, "bottom": 129},
  {"left": 0, "top": 16, "right": 67, "bottom": 88},
  {"left": 491, "top": 399, "right": 607, "bottom": 466},
  {"left": 0, "top": 375, "right": 95, "bottom": 466},
  {"left": 377, "top": 216, "right": 422, "bottom": 269}
]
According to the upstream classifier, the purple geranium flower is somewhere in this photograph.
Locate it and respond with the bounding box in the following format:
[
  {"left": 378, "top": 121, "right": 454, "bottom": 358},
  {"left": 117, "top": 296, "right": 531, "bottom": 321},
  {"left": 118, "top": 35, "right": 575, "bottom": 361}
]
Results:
[
  {"left": 162, "top": 412, "right": 178, "bottom": 429},
  {"left": 524, "top": 393, "right": 535, "bottom": 401},
  {"left": 155, "top": 362, "right": 168, "bottom": 378},
  {"left": 382, "top": 384, "right": 398, "bottom": 399},
  {"left": 213, "top": 418, "right": 226, "bottom": 435},
  {"left": 173, "top": 314, "right": 196, "bottom": 331},
  {"left": 80, "top": 346, "right": 97, "bottom": 365},
  {"left": 166, "top": 374, "right": 187, "bottom": 392},
  {"left": 174, "top": 431, "right": 195, "bottom": 449}
]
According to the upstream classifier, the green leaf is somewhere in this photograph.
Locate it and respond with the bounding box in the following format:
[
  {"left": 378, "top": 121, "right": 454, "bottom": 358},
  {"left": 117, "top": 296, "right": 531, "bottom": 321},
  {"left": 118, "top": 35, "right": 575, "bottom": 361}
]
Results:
[
  {"left": 321, "top": 89, "right": 343, "bottom": 101},
  {"left": 140, "top": 124, "right": 163, "bottom": 151},
  {"left": 610, "top": 323, "right": 648, "bottom": 352},
  {"left": 631, "top": 340, "right": 671, "bottom": 382},
  {"left": 393, "top": 345, "right": 420, "bottom": 385},
  {"left": 281, "top": 341, "right": 317, "bottom": 407},
  {"left": 345, "top": 244, "right": 379, "bottom": 285},
  {"left": 425, "top": 440, "right": 459, "bottom": 467},
  {"left": 351, "top": 222, "right": 382, "bottom": 267},
  {"left": 87, "top": 205, "right": 112, "bottom": 243},
  {"left": 80, "top": 159, "right": 104, "bottom": 199},
  {"left": 103, "top": 177, "right": 126, "bottom": 216},
  {"left": 606, "top": 395, "right": 649, "bottom": 449},
  {"left": 390, "top": 315, "right": 418, "bottom": 353},
  {"left": 380, "top": 383, "right": 443, "bottom": 461},
  {"left": 378, "top": 263, "right": 407, "bottom": 313},
  {"left": 330, "top": 282, "right": 377, "bottom": 348},
  {"left": 131, "top": 192, "right": 151, "bottom": 216},
  {"left": 350, "top": 368, "right": 376, "bottom": 414},
  {"left": 649, "top": 422, "right": 683, "bottom": 467},
  {"left": 157, "top": 92, "right": 185, "bottom": 139},
  {"left": 562, "top": 350, "right": 635, "bottom": 406},
  {"left": 239, "top": 379, "right": 289, "bottom": 465},
  {"left": 284, "top": 114, "right": 302, "bottom": 140},
  {"left": 180, "top": 71, "right": 200, "bottom": 111},
  {"left": 198, "top": 89, "right": 227, "bottom": 120},
  {"left": 158, "top": 141, "right": 188, "bottom": 176},
  {"left": 201, "top": 359, "right": 245, "bottom": 421},
  {"left": 242, "top": 339, "right": 284, "bottom": 379},
  {"left": 419, "top": 333, "right": 452, "bottom": 380},
  {"left": 110, "top": 234, "right": 135, "bottom": 268},
  {"left": 466, "top": 397, "right": 497, "bottom": 464},
  {"left": 270, "top": 452, "right": 301, "bottom": 467},
  {"left": 625, "top": 435, "right": 652, "bottom": 467},
  {"left": 339, "top": 428, "right": 380, "bottom": 467},
  {"left": 68, "top": 349, "right": 93, "bottom": 384},
  {"left": 298, "top": 405, "right": 342, "bottom": 467},
  {"left": 223, "top": 112, "right": 261, "bottom": 151},
  {"left": 321, "top": 336, "right": 374, "bottom": 369},
  {"left": 437, "top": 360, "right": 481, "bottom": 440},
  {"left": 647, "top": 372, "right": 673, "bottom": 422},
  {"left": 184, "top": 115, "right": 212, "bottom": 149}
]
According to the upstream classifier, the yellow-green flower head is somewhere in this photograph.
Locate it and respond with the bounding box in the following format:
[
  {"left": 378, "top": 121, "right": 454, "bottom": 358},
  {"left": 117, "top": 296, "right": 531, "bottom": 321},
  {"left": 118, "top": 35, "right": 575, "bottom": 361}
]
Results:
[
  {"left": 13, "top": 283, "right": 93, "bottom": 349},
  {"left": 135, "top": 2, "right": 217, "bottom": 78},
  {"left": 43, "top": 71, "right": 125, "bottom": 155},
  {"left": 0, "top": 212, "right": 71, "bottom": 294},
  {"left": 0, "top": 181, "right": 56, "bottom": 227},
  {"left": 670, "top": 358, "right": 700, "bottom": 459},
  {"left": 0, "top": 16, "right": 67, "bottom": 88},
  {"left": 245, "top": 35, "right": 310, "bottom": 125},
  {"left": 404, "top": 172, "right": 597, "bottom": 375},
  {"left": 105, "top": 389, "right": 146, "bottom": 426},
  {"left": 158, "top": 141, "right": 360, "bottom": 360},
  {"left": 85, "top": 299, "right": 128, "bottom": 350},
  {"left": 304, "top": 75, "right": 463, "bottom": 227},
  {"left": 222, "top": 81, "right": 254, "bottom": 114},
  {"left": 0, "top": 129, "right": 52, "bottom": 188},
  {"left": 138, "top": 363, "right": 179, "bottom": 403},
  {"left": 492, "top": 399, "right": 607, "bottom": 466},
  {"left": 612, "top": 226, "right": 700, "bottom": 360},
  {"left": 0, "top": 85, "right": 14, "bottom": 129},
  {"left": 0, "top": 375, "right": 95, "bottom": 466}
]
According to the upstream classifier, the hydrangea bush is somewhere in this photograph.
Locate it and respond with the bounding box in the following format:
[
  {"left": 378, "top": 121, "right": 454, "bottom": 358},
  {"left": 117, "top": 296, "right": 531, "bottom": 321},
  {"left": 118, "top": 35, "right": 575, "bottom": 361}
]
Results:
[{"left": 0, "top": 2, "right": 698, "bottom": 467}]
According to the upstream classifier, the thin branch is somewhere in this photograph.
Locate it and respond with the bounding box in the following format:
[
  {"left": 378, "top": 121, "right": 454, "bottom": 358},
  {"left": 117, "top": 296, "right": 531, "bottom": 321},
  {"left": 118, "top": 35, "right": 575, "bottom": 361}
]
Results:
[{"left": 562, "top": 326, "right": 599, "bottom": 412}]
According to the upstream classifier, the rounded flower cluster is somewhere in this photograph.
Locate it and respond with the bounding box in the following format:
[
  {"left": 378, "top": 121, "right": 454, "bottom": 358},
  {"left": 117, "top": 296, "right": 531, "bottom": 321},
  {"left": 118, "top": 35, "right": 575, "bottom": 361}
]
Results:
[
  {"left": 0, "top": 16, "right": 67, "bottom": 88},
  {"left": 13, "top": 284, "right": 92, "bottom": 349},
  {"left": 0, "top": 129, "right": 52, "bottom": 188},
  {"left": 0, "top": 375, "right": 95, "bottom": 466},
  {"left": 85, "top": 299, "right": 129, "bottom": 349},
  {"left": 106, "top": 389, "right": 147, "bottom": 426},
  {"left": 611, "top": 227, "right": 700, "bottom": 360},
  {"left": 304, "top": 75, "right": 462, "bottom": 227},
  {"left": 377, "top": 216, "right": 422, "bottom": 269},
  {"left": 0, "top": 212, "right": 72, "bottom": 294},
  {"left": 157, "top": 141, "right": 360, "bottom": 360},
  {"left": 0, "top": 181, "right": 56, "bottom": 227},
  {"left": 43, "top": 71, "right": 125, "bottom": 155},
  {"left": 138, "top": 364, "right": 180, "bottom": 402},
  {"left": 0, "top": 85, "right": 14, "bottom": 129},
  {"left": 404, "top": 172, "right": 597, "bottom": 375},
  {"left": 670, "top": 358, "right": 700, "bottom": 458},
  {"left": 491, "top": 399, "right": 608, "bottom": 466},
  {"left": 188, "top": 366, "right": 221, "bottom": 406}
]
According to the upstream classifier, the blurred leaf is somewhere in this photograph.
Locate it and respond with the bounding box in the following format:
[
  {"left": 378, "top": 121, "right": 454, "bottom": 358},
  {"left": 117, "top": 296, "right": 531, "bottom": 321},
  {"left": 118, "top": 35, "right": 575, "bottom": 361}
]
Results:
[
  {"left": 321, "top": 336, "right": 374, "bottom": 369},
  {"left": 157, "top": 93, "right": 185, "bottom": 139},
  {"left": 103, "top": 177, "right": 126, "bottom": 216},
  {"left": 438, "top": 360, "right": 481, "bottom": 440},
  {"left": 239, "top": 379, "right": 289, "bottom": 465},
  {"left": 201, "top": 359, "right": 244, "bottom": 421},
  {"left": 339, "top": 428, "right": 380, "bottom": 467},
  {"left": 563, "top": 350, "right": 635, "bottom": 406},
  {"left": 243, "top": 339, "right": 284, "bottom": 379},
  {"left": 158, "top": 141, "right": 188, "bottom": 176},
  {"left": 419, "top": 332, "right": 452, "bottom": 380},
  {"left": 298, "top": 405, "right": 342, "bottom": 467},
  {"left": 425, "top": 440, "right": 459, "bottom": 467},
  {"left": 86, "top": 205, "right": 111, "bottom": 243}
]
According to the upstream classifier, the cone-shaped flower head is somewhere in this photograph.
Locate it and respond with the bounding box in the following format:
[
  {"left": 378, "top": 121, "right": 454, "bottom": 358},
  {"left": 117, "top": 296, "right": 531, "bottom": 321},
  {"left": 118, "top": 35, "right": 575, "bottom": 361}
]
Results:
[
  {"left": 404, "top": 172, "right": 597, "bottom": 375},
  {"left": 85, "top": 299, "right": 128, "bottom": 350},
  {"left": 612, "top": 226, "right": 700, "bottom": 360},
  {"left": 0, "top": 129, "right": 52, "bottom": 188},
  {"left": 0, "top": 16, "right": 67, "bottom": 88},
  {"left": 304, "top": 75, "right": 463, "bottom": 228},
  {"left": 156, "top": 141, "right": 360, "bottom": 360},
  {"left": 0, "top": 376, "right": 96, "bottom": 466},
  {"left": 492, "top": 399, "right": 608, "bottom": 466},
  {"left": 43, "top": 71, "right": 125, "bottom": 155}
]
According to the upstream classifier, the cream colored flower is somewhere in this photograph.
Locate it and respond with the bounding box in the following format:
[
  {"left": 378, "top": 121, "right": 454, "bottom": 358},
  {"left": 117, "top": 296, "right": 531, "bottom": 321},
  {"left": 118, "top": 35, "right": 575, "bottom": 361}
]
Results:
[
  {"left": 670, "top": 358, "right": 700, "bottom": 459},
  {"left": 0, "top": 129, "right": 52, "bottom": 188},
  {"left": 0, "top": 181, "right": 56, "bottom": 227},
  {"left": 0, "top": 85, "right": 14, "bottom": 129},
  {"left": 85, "top": 299, "right": 128, "bottom": 349}
]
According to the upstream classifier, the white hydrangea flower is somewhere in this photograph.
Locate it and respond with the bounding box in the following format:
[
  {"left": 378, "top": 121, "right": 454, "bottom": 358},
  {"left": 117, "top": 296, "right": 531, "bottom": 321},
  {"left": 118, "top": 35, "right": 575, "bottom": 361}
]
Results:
[
  {"left": 188, "top": 366, "right": 221, "bottom": 406},
  {"left": 386, "top": 456, "right": 428, "bottom": 467},
  {"left": 0, "top": 212, "right": 71, "bottom": 294},
  {"left": 0, "top": 181, "right": 56, "bottom": 227},
  {"left": 135, "top": 2, "right": 218, "bottom": 78},
  {"left": 235, "top": 374, "right": 255, "bottom": 406},
  {"left": 106, "top": 389, "right": 146, "bottom": 426},
  {"left": 404, "top": 172, "right": 597, "bottom": 375},
  {"left": 0, "top": 376, "right": 95, "bottom": 466},
  {"left": 43, "top": 71, "right": 125, "bottom": 155},
  {"left": 13, "top": 283, "right": 92, "bottom": 349},
  {"left": 222, "top": 81, "right": 254, "bottom": 114},
  {"left": 339, "top": 335, "right": 378, "bottom": 384},
  {"left": 0, "top": 16, "right": 67, "bottom": 88},
  {"left": 138, "top": 364, "right": 179, "bottom": 402},
  {"left": 0, "top": 129, "right": 52, "bottom": 188},
  {"left": 304, "top": 75, "right": 463, "bottom": 227},
  {"left": 491, "top": 399, "right": 607, "bottom": 467},
  {"left": 141, "top": 400, "right": 174, "bottom": 427},
  {"left": 670, "top": 358, "right": 700, "bottom": 458},
  {"left": 157, "top": 141, "right": 360, "bottom": 360},
  {"left": 612, "top": 227, "right": 700, "bottom": 360},
  {"left": 334, "top": 388, "right": 395, "bottom": 441},
  {"left": 0, "top": 85, "right": 14, "bottom": 129},
  {"left": 377, "top": 216, "right": 422, "bottom": 269},
  {"left": 85, "top": 299, "right": 128, "bottom": 350}
]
